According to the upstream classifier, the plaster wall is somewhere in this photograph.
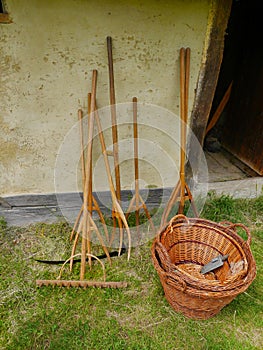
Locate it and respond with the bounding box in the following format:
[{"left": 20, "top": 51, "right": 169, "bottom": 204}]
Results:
[{"left": 0, "top": 0, "right": 210, "bottom": 196}]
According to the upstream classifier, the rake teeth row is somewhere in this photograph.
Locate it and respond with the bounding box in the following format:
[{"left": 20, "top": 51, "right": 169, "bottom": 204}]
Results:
[{"left": 36, "top": 279, "right": 128, "bottom": 288}]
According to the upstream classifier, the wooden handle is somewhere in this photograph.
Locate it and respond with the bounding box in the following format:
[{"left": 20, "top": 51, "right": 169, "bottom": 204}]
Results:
[
  {"left": 133, "top": 97, "right": 140, "bottom": 229},
  {"left": 179, "top": 48, "right": 186, "bottom": 213},
  {"left": 78, "top": 108, "right": 86, "bottom": 191},
  {"left": 107, "top": 36, "right": 121, "bottom": 201},
  {"left": 205, "top": 81, "right": 233, "bottom": 136},
  {"left": 133, "top": 97, "right": 139, "bottom": 187},
  {"left": 179, "top": 48, "right": 186, "bottom": 173},
  {"left": 107, "top": 36, "right": 116, "bottom": 106},
  {"left": 81, "top": 69, "right": 97, "bottom": 280},
  {"left": 87, "top": 92, "right": 93, "bottom": 215},
  {"left": 184, "top": 47, "right": 191, "bottom": 126}
]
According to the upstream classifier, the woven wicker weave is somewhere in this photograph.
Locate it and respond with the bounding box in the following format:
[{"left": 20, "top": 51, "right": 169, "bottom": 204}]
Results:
[{"left": 152, "top": 215, "right": 256, "bottom": 319}]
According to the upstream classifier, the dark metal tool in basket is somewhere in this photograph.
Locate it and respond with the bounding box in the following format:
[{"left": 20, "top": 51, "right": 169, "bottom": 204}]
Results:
[{"left": 201, "top": 254, "right": 229, "bottom": 274}]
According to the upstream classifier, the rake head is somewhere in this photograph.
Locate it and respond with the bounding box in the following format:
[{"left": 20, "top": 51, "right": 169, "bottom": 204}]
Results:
[{"left": 36, "top": 279, "right": 128, "bottom": 288}]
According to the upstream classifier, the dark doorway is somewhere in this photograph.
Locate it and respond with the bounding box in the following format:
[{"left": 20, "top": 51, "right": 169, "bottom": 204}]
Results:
[{"left": 205, "top": 0, "right": 263, "bottom": 175}]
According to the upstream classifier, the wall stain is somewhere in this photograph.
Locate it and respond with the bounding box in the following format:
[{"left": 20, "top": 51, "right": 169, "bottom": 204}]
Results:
[{"left": 0, "top": 0, "right": 209, "bottom": 194}]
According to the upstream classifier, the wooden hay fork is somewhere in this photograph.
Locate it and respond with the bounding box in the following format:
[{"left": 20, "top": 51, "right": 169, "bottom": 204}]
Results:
[
  {"left": 106, "top": 36, "right": 125, "bottom": 247},
  {"left": 69, "top": 93, "right": 110, "bottom": 273},
  {"left": 125, "top": 97, "right": 155, "bottom": 235},
  {"left": 161, "top": 48, "right": 198, "bottom": 227},
  {"left": 94, "top": 102, "right": 132, "bottom": 260}
]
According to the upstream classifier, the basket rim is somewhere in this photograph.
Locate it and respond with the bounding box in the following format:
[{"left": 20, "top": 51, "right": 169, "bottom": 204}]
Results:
[
  {"left": 152, "top": 238, "right": 256, "bottom": 292},
  {"left": 152, "top": 217, "right": 256, "bottom": 292},
  {"left": 164, "top": 221, "right": 249, "bottom": 272},
  {"left": 165, "top": 217, "right": 251, "bottom": 240},
  {"left": 160, "top": 216, "right": 254, "bottom": 262},
  {"left": 152, "top": 240, "right": 256, "bottom": 296}
]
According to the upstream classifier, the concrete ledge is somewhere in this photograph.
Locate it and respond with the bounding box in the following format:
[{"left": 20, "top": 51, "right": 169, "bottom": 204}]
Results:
[
  {"left": 208, "top": 177, "right": 263, "bottom": 199},
  {"left": 0, "top": 188, "right": 168, "bottom": 227},
  {"left": 1, "top": 178, "right": 262, "bottom": 227}
]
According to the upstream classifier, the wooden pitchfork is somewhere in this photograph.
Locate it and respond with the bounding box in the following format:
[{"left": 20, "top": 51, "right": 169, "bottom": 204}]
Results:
[
  {"left": 106, "top": 36, "right": 124, "bottom": 244},
  {"left": 94, "top": 104, "right": 131, "bottom": 260},
  {"left": 161, "top": 48, "right": 198, "bottom": 227},
  {"left": 125, "top": 97, "right": 155, "bottom": 236},
  {"left": 107, "top": 36, "right": 121, "bottom": 202},
  {"left": 68, "top": 102, "right": 110, "bottom": 272}
]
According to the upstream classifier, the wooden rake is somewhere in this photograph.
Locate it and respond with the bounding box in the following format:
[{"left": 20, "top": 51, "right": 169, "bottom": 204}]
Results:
[
  {"left": 161, "top": 48, "right": 198, "bottom": 227},
  {"left": 36, "top": 253, "right": 127, "bottom": 288},
  {"left": 74, "top": 70, "right": 111, "bottom": 280},
  {"left": 125, "top": 97, "right": 155, "bottom": 236},
  {"left": 36, "top": 70, "right": 126, "bottom": 288}
]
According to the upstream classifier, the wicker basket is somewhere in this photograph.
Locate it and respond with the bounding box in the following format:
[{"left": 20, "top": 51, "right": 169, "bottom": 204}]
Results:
[{"left": 152, "top": 215, "right": 256, "bottom": 319}]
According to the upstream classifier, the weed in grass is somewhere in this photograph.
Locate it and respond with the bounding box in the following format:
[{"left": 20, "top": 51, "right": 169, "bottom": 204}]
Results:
[
  {"left": 201, "top": 193, "right": 245, "bottom": 223},
  {"left": 0, "top": 216, "right": 7, "bottom": 232}
]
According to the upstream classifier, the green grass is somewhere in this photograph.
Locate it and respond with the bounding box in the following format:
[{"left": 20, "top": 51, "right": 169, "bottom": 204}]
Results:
[{"left": 0, "top": 195, "right": 262, "bottom": 350}]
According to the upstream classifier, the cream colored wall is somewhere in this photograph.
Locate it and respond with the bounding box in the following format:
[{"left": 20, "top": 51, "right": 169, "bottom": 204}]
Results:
[{"left": 0, "top": 0, "right": 210, "bottom": 195}]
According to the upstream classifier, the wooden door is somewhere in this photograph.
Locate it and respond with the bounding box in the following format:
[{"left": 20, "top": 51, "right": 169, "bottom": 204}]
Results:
[{"left": 222, "top": 4, "right": 263, "bottom": 175}]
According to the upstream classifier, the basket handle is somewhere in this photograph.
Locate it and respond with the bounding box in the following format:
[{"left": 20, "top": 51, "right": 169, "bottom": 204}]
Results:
[
  {"left": 220, "top": 221, "right": 252, "bottom": 246},
  {"left": 169, "top": 214, "right": 190, "bottom": 225},
  {"left": 153, "top": 241, "right": 173, "bottom": 272},
  {"left": 220, "top": 220, "right": 233, "bottom": 226},
  {"left": 165, "top": 271, "right": 187, "bottom": 292},
  {"left": 162, "top": 214, "right": 191, "bottom": 241}
]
